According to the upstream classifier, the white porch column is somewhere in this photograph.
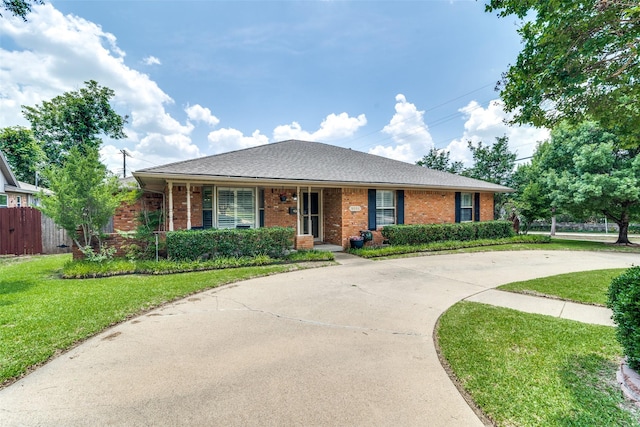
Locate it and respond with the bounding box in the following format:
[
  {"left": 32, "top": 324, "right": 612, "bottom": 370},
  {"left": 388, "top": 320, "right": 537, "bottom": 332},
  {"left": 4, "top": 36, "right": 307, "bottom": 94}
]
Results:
[
  {"left": 296, "top": 185, "right": 301, "bottom": 235},
  {"left": 307, "top": 186, "right": 312, "bottom": 236},
  {"left": 168, "top": 180, "right": 174, "bottom": 231},
  {"left": 186, "top": 182, "right": 191, "bottom": 230}
]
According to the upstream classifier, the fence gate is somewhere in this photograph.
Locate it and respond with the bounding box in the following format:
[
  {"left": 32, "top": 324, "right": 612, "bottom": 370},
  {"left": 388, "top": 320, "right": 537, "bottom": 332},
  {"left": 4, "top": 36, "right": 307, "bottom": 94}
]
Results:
[{"left": 0, "top": 207, "right": 43, "bottom": 255}]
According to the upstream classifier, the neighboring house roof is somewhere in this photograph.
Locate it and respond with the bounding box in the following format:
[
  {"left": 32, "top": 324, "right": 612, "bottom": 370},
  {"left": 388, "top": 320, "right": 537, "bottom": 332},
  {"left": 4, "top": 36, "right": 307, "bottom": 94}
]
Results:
[
  {"left": 0, "top": 150, "right": 19, "bottom": 188},
  {"left": 134, "top": 140, "right": 513, "bottom": 192},
  {"left": 0, "top": 150, "right": 50, "bottom": 195}
]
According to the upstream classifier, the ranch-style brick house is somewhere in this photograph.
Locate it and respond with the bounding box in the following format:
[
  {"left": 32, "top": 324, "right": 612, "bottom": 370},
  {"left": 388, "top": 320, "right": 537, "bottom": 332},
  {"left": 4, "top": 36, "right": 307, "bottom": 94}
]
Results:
[{"left": 126, "top": 140, "right": 512, "bottom": 249}]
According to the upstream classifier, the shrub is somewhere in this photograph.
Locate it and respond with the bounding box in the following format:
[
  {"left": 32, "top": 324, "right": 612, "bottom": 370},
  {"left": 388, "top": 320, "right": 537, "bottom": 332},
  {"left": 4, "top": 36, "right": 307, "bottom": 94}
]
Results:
[
  {"left": 607, "top": 266, "right": 640, "bottom": 371},
  {"left": 381, "top": 221, "right": 515, "bottom": 246},
  {"left": 166, "top": 227, "right": 295, "bottom": 261}
]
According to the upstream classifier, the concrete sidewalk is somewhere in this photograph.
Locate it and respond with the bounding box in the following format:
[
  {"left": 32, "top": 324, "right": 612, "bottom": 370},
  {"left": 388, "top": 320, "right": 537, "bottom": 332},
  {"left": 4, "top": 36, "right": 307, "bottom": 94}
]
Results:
[
  {"left": 465, "top": 289, "right": 615, "bottom": 326},
  {"left": 0, "top": 250, "right": 637, "bottom": 426}
]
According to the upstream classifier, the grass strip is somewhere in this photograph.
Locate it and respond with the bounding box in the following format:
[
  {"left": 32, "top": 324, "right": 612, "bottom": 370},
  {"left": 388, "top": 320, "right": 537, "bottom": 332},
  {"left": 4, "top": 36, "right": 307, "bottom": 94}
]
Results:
[
  {"left": 437, "top": 302, "right": 640, "bottom": 427},
  {"left": 348, "top": 236, "right": 640, "bottom": 259},
  {"left": 348, "top": 235, "right": 551, "bottom": 258},
  {"left": 62, "top": 250, "right": 335, "bottom": 278},
  {"left": 0, "top": 254, "right": 315, "bottom": 386},
  {"left": 498, "top": 268, "right": 628, "bottom": 306}
]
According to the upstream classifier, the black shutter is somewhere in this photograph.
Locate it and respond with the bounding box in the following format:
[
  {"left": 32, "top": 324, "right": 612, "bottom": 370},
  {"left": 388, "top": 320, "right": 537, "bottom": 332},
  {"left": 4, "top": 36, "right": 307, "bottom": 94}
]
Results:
[
  {"left": 454, "top": 192, "right": 461, "bottom": 223},
  {"left": 368, "top": 189, "right": 377, "bottom": 230},
  {"left": 474, "top": 193, "right": 480, "bottom": 222},
  {"left": 396, "top": 190, "right": 404, "bottom": 225}
]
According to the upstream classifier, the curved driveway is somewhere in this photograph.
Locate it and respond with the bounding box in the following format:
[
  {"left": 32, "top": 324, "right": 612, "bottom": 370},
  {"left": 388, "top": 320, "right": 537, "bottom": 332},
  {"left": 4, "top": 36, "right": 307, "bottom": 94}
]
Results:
[{"left": 1, "top": 250, "right": 638, "bottom": 426}]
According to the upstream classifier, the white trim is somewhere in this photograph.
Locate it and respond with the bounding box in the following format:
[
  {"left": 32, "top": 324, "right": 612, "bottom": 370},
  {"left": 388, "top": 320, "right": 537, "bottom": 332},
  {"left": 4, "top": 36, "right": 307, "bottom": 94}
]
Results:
[
  {"left": 168, "top": 181, "right": 174, "bottom": 231},
  {"left": 186, "top": 182, "right": 191, "bottom": 230}
]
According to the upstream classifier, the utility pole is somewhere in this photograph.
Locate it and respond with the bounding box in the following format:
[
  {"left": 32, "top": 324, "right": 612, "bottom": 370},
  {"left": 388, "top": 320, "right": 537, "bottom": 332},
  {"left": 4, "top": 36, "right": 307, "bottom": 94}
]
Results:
[{"left": 120, "top": 149, "right": 131, "bottom": 178}]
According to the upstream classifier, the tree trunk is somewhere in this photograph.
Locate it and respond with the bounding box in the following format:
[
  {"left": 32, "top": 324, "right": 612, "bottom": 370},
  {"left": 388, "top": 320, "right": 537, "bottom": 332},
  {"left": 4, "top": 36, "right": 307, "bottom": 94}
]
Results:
[
  {"left": 616, "top": 221, "right": 632, "bottom": 244},
  {"left": 550, "top": 215, "right": 556, "bottom": 236}
]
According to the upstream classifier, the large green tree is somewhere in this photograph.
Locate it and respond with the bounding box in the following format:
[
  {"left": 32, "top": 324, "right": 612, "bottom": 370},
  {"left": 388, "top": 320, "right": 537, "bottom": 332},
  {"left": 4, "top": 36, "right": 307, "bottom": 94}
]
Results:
[
  {"left": 0, "top": 126, "right": 46, "bottom": 185},
  {"left": 39, "top": 147, "right": 127, "bottom": 251},
  {"left": 486, "top": 0, "right": 640, "bottom": 147},
  {"left": 416, "top": 147, "right": 464, "bottom": 174},
  {"left": 538, "top": 121, "right": 640, "bottom": 244},
  {"left": 463, "top": 136, "right": 517, "bottom": 218},
  {"left": 22, "top": 80, "right": 128, "bottom": 168},
  {"left": 1, "top": 0, "right": 42, "bottom": 20}
]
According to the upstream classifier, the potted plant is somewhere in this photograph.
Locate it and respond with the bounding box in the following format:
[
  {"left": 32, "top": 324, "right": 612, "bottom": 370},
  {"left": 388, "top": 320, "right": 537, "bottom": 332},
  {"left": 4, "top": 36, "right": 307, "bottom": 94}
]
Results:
[
  {"left": 279, "top": 193, "right": 287, "bottom": 202},
  {"left": 349, "top": 235, "right": 364, "bottom": 249}
]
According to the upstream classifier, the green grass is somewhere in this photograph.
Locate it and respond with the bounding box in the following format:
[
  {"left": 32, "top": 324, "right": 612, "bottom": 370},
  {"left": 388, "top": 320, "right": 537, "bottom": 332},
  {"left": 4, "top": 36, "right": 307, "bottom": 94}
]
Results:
[
  {"left": 437, "top": 302, "right": 640, "bottom": 427},
  {"left": 348, "top": 236, "right": 640, "bottom": 259},
  {"left": 499, "top": 268, "right": 628, "bottom": 306},
  {"left": 0, "top": 254, "right": 316, "bottom": 386}
]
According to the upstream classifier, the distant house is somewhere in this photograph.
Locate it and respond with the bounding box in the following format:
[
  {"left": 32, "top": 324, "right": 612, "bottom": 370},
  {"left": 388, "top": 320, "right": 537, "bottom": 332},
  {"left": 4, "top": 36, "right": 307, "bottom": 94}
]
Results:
[
  {"left": 128, "top": 140, "right": 512, "bottom": 249},
  {"left": 0, "top": 150, "right": 43, "bottom": 208}
]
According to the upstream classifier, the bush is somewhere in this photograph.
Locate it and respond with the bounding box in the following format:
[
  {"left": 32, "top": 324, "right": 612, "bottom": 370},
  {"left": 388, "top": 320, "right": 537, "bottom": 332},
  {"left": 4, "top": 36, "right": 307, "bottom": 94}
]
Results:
[
  {"left": 166, "top": 227, "right": 295, "bottom": 261},
  {"left": 381, "top": 221, "right": 515, "bottom": 246},
  {"left": 608, "top": 266, "right": 640, "bottom": 371}
]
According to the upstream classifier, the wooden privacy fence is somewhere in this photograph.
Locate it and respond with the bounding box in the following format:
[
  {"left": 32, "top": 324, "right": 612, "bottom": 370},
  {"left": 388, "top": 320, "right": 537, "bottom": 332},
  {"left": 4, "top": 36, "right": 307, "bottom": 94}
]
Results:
[
  {"left": 0, "top": 207, "right": 42, "bottom": 255},
  {"left": 0, "top": 207, "right": 72, "bottom": 256},
  {"left": 41, "top": 214, "right": 72, "bottom": 254}
]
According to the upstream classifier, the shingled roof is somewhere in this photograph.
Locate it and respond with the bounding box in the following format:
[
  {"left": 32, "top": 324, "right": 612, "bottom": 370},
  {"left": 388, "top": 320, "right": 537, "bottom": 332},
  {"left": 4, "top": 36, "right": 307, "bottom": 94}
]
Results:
[{"left": 134, "top": 140, "right": 512, "bottom": 192}]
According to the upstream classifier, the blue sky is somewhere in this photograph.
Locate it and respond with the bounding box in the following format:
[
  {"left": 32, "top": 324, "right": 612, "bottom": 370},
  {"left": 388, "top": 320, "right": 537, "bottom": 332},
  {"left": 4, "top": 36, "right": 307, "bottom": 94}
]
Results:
[{"left": 0, "top": 1, "right": 548, "bottom": 177}]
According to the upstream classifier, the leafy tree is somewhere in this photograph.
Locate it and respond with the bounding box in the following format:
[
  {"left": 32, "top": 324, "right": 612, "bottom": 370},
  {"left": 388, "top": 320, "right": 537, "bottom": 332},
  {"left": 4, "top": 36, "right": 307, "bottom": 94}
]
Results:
[
  {"left": 39, "top": 147, "right": 128, "bottom": 252},
  {"left": 510, "top": 155, "right": 553, "bottom": 232},
  {"left": 486, "top": 0, "right": 640, "bottom": 147},
  {"left": 1, "top": 0, "right": 42, "bottom": 20},
  {"left": 22, "top": 80, "right": 128, "bottom": 168},
  {"left": 463, "top": 136, "right": 517, "bottom": 218},
  {"left": 416, "top": 148, "right": 464, "bottom": 174},
  {"left": 0, "top": 126, "right": 46, "bottom": 185},
  {"left": 539, "top": 121, "right": 640, "bottom": 244}
]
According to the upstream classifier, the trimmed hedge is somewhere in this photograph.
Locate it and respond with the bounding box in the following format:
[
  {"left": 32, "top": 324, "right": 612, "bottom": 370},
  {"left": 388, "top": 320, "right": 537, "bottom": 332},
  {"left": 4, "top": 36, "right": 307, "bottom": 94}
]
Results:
[
  {"left": 608, "top": 266, "right": 640, "bottom": 371},
  {"left": 381, "top": 221, "right": 515, "bottom": 246},
  {"left": 167, "top": 227, "right": 295, "bottom": 261}
]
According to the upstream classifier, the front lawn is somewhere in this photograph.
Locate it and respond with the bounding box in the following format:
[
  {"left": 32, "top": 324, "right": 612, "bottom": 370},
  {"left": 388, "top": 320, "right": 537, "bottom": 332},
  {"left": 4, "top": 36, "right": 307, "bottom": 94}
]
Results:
[
  {"left": 437, "top": 302, "right": 640, "bottom": 427},
  {"left": 0, "top": 254, "right": 320, "bottom": 387}
]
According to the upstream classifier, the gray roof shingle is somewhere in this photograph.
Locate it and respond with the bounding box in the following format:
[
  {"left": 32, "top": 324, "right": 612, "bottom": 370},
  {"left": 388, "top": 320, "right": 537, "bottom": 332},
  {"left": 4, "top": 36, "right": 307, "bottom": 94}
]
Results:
[{"left": 134, "top": 140, "right": 512, "bottom": 192}]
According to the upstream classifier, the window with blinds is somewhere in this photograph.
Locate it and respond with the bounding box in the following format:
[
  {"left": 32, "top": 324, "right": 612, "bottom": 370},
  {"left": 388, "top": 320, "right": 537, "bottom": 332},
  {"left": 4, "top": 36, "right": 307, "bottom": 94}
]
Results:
[
  {"left": 217, "top": 187, "right": 255, "bottom": 229},
  {"left": 460, "top": 192, "right": 473, "bottom": 222},
  {"left": 376, "top": 190, "right": 395, "bottom": 226}
]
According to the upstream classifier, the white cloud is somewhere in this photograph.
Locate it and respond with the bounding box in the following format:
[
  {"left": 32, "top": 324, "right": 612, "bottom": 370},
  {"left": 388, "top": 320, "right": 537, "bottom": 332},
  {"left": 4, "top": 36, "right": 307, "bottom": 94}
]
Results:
[
  {"left": 444, "top": 99, "right": 550, "bottom": 166},
  {"left": 273, "top": 112, "right": 367, "bottom": 141},
  {"left": 185, "top": 104, "right": 220, "bottom": 127},
  {"left": 208, "top": 128, "right": 269, "bottom": 153},
  {"left": 143, "top": 55, "right": 161, "bottom": 66},
  {"left": 0, "top": 4, "right": 200, "bottom": 175},
  {"left": 368, "top": 94, "right": 434, "bottom": 163}
]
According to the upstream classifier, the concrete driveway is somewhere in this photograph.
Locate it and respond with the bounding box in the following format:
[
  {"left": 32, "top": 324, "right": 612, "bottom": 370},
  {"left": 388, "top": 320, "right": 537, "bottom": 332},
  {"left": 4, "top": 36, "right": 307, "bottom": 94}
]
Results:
[{"left": 1, "top": 250, "right": 637, "bottom": 426}]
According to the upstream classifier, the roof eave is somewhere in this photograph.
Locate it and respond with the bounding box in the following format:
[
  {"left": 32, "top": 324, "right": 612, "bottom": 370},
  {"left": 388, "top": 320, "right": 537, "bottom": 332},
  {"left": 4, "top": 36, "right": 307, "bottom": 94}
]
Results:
[{"left": 133, "top": 171, "right": 513, "bottom": 193}]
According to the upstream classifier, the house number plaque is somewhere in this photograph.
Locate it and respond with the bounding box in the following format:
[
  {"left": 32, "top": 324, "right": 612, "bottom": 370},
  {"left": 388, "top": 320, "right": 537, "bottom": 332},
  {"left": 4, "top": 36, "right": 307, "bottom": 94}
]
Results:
[{"left": 349, "top": 206, "right": 362, "bottom": 212}]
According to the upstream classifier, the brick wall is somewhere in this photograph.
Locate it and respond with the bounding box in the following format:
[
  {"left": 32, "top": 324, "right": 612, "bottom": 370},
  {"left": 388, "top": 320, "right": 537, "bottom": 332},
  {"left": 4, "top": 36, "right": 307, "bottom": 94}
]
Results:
[
  {"left": 322, "top": 188, "right": 342, "bottom": 245},
  {"left": 480, "top": 193, "right": 494, "bottom": 221},
  {"left": 113, "top": 192, "right": 163, "bottom": 232},
  {"left": 264, "top": 187, "right": 297, "bottom": 229},
  {"left": 340, "top": 188, "right": 369, "bottom": 247},
  {"left": 404, "top": 190, "right": 455, "bottom": 224}
]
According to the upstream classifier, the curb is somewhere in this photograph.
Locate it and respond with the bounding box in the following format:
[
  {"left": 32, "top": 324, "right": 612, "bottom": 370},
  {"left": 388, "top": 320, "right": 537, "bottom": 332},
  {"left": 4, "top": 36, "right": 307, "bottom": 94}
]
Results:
[{"left": 617, "top": 359, "right": 640, "bottom": 406}]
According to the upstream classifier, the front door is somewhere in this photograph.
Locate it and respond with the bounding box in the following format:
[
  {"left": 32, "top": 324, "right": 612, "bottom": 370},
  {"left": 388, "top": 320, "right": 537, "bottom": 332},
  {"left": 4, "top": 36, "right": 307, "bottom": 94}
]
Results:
[{"left": 302, "top": 192, "right": 321, "bottom": 240}]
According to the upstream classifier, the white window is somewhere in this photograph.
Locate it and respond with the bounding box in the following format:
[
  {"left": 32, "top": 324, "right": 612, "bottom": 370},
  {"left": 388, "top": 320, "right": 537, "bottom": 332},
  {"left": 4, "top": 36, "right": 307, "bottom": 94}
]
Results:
[
  {"left": 217, "top": 187, "right": 255, "bottom": 229},
  {"left": 376, "top": 190, "right": 395, "bottom": 226},
  {"left": 0, "top": 194, "right": 7, "bottom": 208},
  {"left": 460, "top": 192, "right": 473, "bottom": 222},
  {"left": 16, "top": 196, "right": 22, "bottom": 207}
]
